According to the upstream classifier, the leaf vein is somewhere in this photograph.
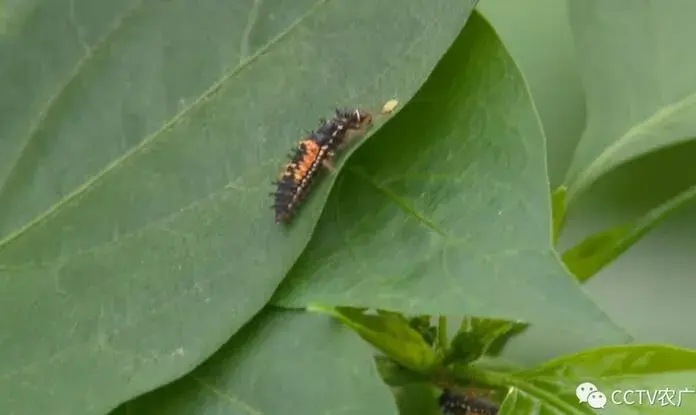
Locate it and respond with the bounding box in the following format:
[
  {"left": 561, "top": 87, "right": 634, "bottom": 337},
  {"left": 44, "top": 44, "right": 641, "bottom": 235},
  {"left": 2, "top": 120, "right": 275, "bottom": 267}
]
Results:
[
  {"left": 192, "top": 377, "right": 264, "bottom": 415},
  {"left": 0, "top": 0, "right": 147, "bottom": 204},
  {"left": 0, "top": 0, "right": 331, "bottom": 252},
  {"left": 347, "top": 168, "right": 447, "bottom": 236}
]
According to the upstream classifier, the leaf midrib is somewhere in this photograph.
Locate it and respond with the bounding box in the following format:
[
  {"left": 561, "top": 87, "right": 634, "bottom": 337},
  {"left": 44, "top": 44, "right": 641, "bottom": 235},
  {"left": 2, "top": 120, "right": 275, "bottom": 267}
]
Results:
[
  {"left": 0, "top": 0, "right": 330, "bottom": 252},
  {"left": 348, "top": 167, "right": 448, "bottom": 237}
]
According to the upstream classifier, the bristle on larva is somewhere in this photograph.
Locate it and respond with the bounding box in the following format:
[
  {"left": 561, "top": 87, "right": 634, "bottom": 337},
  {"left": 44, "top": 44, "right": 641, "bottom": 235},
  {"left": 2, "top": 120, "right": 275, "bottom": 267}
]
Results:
[{"left": 272, "top": 107, "right": 373, "bottom": 224}]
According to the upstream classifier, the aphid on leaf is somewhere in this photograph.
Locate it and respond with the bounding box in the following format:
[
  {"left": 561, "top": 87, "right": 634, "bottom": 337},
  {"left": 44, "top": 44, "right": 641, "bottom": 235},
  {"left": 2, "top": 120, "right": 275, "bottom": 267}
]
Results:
[{"left": 382, "top": 98, "right": 399, "bottom": 114}]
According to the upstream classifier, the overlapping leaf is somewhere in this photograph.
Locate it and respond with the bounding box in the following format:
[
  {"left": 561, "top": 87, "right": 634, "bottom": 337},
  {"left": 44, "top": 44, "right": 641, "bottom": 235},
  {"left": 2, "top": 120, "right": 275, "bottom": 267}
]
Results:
[
  {"left": 394, "top": 384, "right": 442, "bottom": 415},
  {"left": 563, "top": 183, "right": 696, "bottom": 281},
  {"left": 0, "top": 0, "right": 477, "bottom": 413},
  {"left": 273, "top": 12, "right": 627, "bottom": 341},
  {"left": 565, "top": 0, "right": 696, "bottom": 202},
  {"left": 114, "top": 309, "right": 397, "bottom": 415},
  {"left": 495, "top": 345, "right": 696, "bottom": 414},
  {"left": 310, "top": 306, "right": 439, "bottom": 373}
]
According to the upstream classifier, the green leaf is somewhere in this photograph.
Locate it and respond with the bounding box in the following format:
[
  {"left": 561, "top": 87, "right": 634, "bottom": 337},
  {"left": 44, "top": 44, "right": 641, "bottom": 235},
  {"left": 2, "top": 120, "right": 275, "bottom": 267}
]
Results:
[
  {"left": 408, "top": 315, "right": 438, "bottom": 347},
  {"left": 563, "top": 183, "right": 696, "bottom": 282},
  {"left": 435, "top": 316, "right": 448, "bottom": 354},
  {"left": 496, "top": 389, "right": 556, "bottom": 415},
  {"left": 273, "top": 11, "right": 628, "bottom": 342},
  {"left": 0, "top": 1, "right": 477, "bottom": 413},
  {"left": 479, "top": 0, "right": 587, "bottom": 188},
  {"left": 114, "top": 309, "right": 397, "bottom": 415},
  {"left": 464, "top": 344, "right": 696, "bottom": 414},
  {"left": 310, "top": 306, "right": 438, "bottom": 373},
  {"left": 552, "top": 185, "right": 568, "bottom": 244},
  {"left": 444, "top": 318, "right": 528, "bottom": 365},
  {"left": 564, "top": 0, "right": 696, "bottom": 202},
  {"left": 375, "top": 356, "right": 430, "bottom": 387},
  {"left": 393, "top": 384, "right": 443, "bottom": 415}
]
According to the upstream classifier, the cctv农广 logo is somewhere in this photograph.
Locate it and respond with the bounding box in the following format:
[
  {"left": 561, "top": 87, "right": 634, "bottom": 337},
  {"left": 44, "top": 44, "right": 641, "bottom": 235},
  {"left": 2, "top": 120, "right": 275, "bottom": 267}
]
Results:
[{"left": 576, "top": 382, "right": 695, "bottom": 409}]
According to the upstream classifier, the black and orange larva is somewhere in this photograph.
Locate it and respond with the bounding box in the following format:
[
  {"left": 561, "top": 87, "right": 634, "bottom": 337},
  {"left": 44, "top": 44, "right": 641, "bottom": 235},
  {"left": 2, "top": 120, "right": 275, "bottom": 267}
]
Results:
[
  {"left": 439, "top": 389, "right": 500, "bottom": 415},
  {"left": 272, "top": 108, "right": 373, "bottom": 224}
]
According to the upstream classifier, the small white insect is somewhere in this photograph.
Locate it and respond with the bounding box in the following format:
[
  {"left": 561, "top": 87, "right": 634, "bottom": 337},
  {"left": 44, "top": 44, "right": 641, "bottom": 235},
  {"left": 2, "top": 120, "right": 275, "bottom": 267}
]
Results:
[{"left": 382, "top": 99, "right": 399, "bottom": 114}]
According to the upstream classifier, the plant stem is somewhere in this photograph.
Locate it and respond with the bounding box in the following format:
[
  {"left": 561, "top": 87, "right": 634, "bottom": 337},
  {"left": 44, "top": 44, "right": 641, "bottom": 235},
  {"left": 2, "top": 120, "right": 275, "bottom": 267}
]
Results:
[{"left": 437, "top": 315, "right": 448, "bottom": 353}]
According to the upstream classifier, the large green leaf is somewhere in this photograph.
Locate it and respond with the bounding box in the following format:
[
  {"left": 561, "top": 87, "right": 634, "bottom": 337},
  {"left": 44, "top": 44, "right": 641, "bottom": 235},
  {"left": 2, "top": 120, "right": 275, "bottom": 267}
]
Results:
[
  {"left": 564, "top": 0, "right": 696, "bottom": 202},
  {"left": 273, "top": 12, "right": 627, "bottom": 341},
  {"left": 479, "top": 0, "right": 696, "bottom": 366},
  {"left": 462, "top": 345, "right": 696, "bottom": 414},
  {"left": 114, "top": 309, "right": 397, "bottom": 415},
  {"left": 517, "top": 345, "right": 696, "bottom": 413},
  {"left": 0, "top": 0, "right": 477, "bottom": 413},
  {"left": 479, "top": 0, "right": 587, "bottom": 187}
]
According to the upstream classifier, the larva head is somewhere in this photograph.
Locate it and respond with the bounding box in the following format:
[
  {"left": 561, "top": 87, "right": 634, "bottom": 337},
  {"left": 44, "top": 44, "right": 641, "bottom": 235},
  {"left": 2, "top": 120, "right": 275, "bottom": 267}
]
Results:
[{"left": 335, "top": 108, "right": 373, "bottom": 130}]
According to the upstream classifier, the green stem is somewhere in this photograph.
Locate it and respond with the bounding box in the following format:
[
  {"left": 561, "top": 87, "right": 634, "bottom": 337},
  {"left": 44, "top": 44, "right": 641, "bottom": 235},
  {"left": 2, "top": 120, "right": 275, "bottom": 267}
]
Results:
[{"left": 437, "top": 315, "right": 448, "bottom": 354}]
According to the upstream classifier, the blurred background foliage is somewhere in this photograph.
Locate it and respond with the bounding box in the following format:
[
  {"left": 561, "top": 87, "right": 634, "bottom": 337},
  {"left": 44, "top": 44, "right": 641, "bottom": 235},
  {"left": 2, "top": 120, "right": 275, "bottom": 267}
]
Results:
[{"left": 481, "top": 0, "right": 696, "bottom": 364}]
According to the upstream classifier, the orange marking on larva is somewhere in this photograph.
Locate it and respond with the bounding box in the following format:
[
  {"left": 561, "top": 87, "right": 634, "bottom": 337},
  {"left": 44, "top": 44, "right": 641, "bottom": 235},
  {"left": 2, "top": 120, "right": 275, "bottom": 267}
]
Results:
[
  {"left": 293, "top": 140, "right": 321, "bottom": 182},
  {"left": 273, "top": 107, "right": 373, "bottom": 224}
]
